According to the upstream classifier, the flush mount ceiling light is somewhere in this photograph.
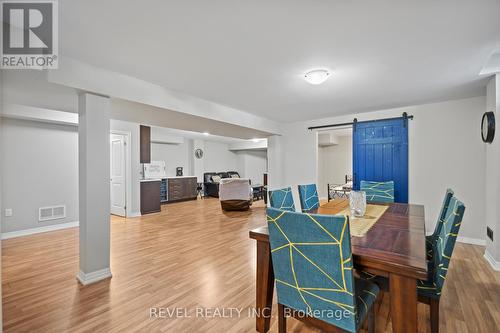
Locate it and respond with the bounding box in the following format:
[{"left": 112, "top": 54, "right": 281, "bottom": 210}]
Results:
[{"left": 304, "top": 69, "right": 330, "bottom": 85}]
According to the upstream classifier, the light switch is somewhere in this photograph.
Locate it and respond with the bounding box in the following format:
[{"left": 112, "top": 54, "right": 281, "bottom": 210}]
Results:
[{"left": 5, "top": 209, "right": 13, "bottom": 217}]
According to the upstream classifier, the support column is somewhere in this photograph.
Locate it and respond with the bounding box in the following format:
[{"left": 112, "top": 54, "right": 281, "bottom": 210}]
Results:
[
  {"left": 77, "top": 93, "right": 112, "bottom": 285},
  {"left": 0, "top": 70, "right": 4, "bottom": 330}
]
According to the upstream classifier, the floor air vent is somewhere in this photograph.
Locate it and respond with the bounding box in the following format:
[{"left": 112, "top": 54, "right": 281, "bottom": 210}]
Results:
[{"left": 39, "top": 205, "right": 66, "bottom": 222}]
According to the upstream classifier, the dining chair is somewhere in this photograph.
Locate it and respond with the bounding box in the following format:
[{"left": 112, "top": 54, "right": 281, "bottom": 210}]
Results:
[
  {"left": 417, "top": 196, "right": 465, "bottom": 333},
  {"left": 360, "top": 196, "right": 465, "bottom": 333},
  {"left": 298, "top": 184, "right": 320, "bottom": 212},
  {"left": 266, "top": 207, "right": 379, "bottom": 333},
  {"left": 269, "top": 187, "right": 296, "bottom": 211},
  {"left": 359, "top": 181, "right": 394, "bottom": 203},
  {"left": 426, "top": 189, "right": 454, "bottom": 260}
]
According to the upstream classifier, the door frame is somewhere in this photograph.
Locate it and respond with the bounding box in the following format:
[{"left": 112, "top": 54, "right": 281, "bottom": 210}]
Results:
[{"left": 110, "top": 130, "right": 132, "bottom": 217}]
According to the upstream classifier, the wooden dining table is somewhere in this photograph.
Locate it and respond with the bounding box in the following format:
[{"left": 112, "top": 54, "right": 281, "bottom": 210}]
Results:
[{"left": 249, "top": 199, "right": 428, "bottom": 333}]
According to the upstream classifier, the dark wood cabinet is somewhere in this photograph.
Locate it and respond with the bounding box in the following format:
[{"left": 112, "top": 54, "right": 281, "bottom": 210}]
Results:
[
  {"left": 167, "top": 177, "right": 198, "bottom": 202},
  {"left": 140, "top": 181, "right": 160, "bottom": 214},
  {"left": 140, "top": 125, "right": 151, "bottom": 163},
  {"left": 141, "top": 177, "right": 197, "bottom": 215}
]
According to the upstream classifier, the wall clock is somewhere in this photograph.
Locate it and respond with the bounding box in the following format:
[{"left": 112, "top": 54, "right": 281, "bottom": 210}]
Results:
[
  {"left": 481, "top": 111, "right": 495, "bottom": 143},
  {"left": 194, "top": 148, "right": 204, "bottom": 159}
]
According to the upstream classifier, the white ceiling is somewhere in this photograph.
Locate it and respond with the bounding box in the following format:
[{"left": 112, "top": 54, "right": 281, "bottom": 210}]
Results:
[{"left": 60, "top": 1, "right": 500, "bottom": 122}]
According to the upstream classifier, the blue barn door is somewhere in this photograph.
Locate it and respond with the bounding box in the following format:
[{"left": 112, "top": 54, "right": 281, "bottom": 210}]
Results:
[{"left": 353, "top": 118, "right": 408, "bottom": 203}]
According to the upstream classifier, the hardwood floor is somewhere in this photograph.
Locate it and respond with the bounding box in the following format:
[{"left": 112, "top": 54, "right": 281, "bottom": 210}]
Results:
[{"left": 3, "top": 198, "right": 500, "bottom": 333}]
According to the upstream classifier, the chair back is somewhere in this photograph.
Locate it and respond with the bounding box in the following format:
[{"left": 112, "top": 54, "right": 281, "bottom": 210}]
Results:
[
  {"left": 218, "top": 178, "right": 252, "bottom": 201},
  {"left": 266, "top": 207, "right": 357, "bottom": 332},
  {"left": 269, "top": 187, "right": 296, "bottom": 212},
  {"left": 298, "top": 184, "right": 320, "bottom": 212},
  {"left": 217, "top": 172, "right": 229, "bottom": 179},
  {"left": 360, "top": 181, "right": 394, "bottom": 203},
  {"left": 432, "top": 196, "right": 465, "bottom": 296},
  {"left": 430, "top": 189, "right": 454, "bottom": 242},
  {"left": 227, "top": 171, "right": 240, "bottom": 178},
  {"left": 203, "top": 172, "right": 217, "bottom": 183}
]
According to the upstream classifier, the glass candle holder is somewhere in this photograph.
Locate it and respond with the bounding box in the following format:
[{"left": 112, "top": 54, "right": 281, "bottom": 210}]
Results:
[{"left": 349, "top": 190, "right": 367, "bottom": 218}]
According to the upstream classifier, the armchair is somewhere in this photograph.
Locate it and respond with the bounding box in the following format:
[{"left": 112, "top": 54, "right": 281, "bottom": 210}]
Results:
[
  {"left": 203, "top": 171, "right": 242, "bottom": 198},
  {"left": 219, "top": 178, "right": 252, "bottom": 211},
  {"left": 204, "top": 172, "right": 220, "bottom": 198}
]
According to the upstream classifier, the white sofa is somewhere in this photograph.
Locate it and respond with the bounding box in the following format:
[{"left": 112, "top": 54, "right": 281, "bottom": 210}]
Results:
[{"left": 218, "top": 178, "right": 253, "bottom": 211}]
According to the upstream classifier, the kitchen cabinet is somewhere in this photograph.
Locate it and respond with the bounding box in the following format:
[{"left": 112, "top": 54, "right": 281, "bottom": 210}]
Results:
[
  {"left": 140, "top": 180, "right": 160, "bottom": 214},
  {"left": 140, "top": 177, "right": 198, "bottom": 215},
  {"left": 166, "top": 177, "right": 197, "bottom": 202},
  {"left": 140, "top": 125, "right": 151, "bottom": 163}
]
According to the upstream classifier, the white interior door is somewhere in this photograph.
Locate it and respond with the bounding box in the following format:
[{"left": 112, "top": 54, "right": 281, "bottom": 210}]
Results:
[{"left": 110, "top": 134, "right": 126, "bottom": 216}]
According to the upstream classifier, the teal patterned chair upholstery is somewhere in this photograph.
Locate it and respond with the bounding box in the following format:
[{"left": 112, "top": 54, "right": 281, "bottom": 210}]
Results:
[
  {"left": 360, "top": 196, "right": 465, "bottom": 333},
  {"left": 426, "top": 189, "right": 454, "bottom": 261},
  {"left": 267, "top": 207, "right": 379, "bottom": 332},
  {"left": 360, "top": 181, "right": 395, "bottom": 203},
  {"left": 417, "top": 196, "right": 465, "bottom": 299},
  {"left": 298, "top": 184, "right": 320, "bottom": 212},
  {"left": 269, "top": 187, "right": 296, "bottom": 212}
]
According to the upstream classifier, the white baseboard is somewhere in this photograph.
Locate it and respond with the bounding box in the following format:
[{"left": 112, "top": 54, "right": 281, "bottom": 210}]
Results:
[
  {"left": 1, "top": 221, "right": 79, "bottom": 240},
  {"left": 77, "top": 268, "right": 112, "bottom": 285},
  {"left": 457, "top": 236, "right": 486, "bottom": 246},
  {"left": 484, "top": 250, "right": 500, "bottom": 271},
  {"left": 127, "top": 211, "right": 141, "bottom": 218}
]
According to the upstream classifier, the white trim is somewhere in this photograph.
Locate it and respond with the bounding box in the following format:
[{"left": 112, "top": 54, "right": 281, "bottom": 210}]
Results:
[
  {"left": 110, "top": 130, "right": 132, "bottom": 218},
  {"left": 127, "top": 211, "right": 142, "bottom": 218},
  {"left": 1, "top": 221, "right": 79, "bottom": 240},
  {"left": 77, "top": 268, "right": 112, "bottom": 285},
  {"left": 457, "top": 236, "right": 486, "bottom": 246},
  {"left": 484, "top": 250, "right": 500, "bottom": 271}
]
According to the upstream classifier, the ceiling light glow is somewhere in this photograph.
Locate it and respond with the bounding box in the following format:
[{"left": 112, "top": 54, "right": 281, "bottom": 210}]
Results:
[
  {"left": 203, "top": 132, "right": 210, "bottom": 136},
  {"left": 304, "top": 69, "right": 330, "bottom": 85}
]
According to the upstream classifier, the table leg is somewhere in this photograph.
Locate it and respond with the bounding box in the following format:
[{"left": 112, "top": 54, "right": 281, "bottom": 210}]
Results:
[
  {"left": 389, "top": 273, "right": 418, "bottom": 333},
  {"left": 256, "top": 240, "right": 274, "bottom": 333}
]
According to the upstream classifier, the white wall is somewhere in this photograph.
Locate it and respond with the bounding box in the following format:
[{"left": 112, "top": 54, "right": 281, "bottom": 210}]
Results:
[
  {"left": 153, "top": 139, "right": 249, "bottom": 178},
  {"left": 318, "top": 135, "right": 352, "bottom": 198},
  {"left": 1, "top": 118, "right": 79, "bottom": 233},
  {"left": 236, "top": 150, "right": 267, "bottom": 184},
  {"left": 485, "top": 75, "right": 500, "bottom": 261},
  {"left": 270, "top": 96, "right": 487, "bottom": 242},
  {"left": 203, "top": 141, "right": 239, "bottom": 172},
  {"left": 192, "top": 139, "right": 205, "bottom": 182},
  {"left": 267, "top": 135, "right": 284, "bottom": 189},
  {"left": 151, "top": 141, "right": 193, "bottom": 177}
]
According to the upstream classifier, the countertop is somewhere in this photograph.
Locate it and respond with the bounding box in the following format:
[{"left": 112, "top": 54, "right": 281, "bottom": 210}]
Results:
[{"left": 140, "top": 176, "right": 197, "bottom": 182}]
